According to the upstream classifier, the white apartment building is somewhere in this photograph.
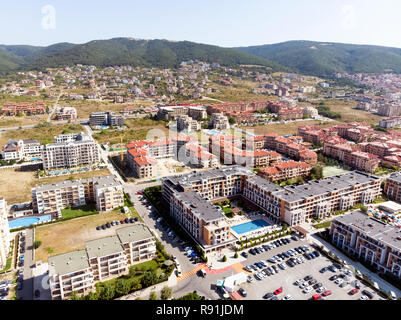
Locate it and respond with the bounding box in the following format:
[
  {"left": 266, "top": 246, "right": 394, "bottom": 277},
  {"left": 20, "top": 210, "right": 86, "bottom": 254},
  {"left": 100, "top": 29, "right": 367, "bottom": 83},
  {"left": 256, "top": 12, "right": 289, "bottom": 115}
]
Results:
[
  {"left": 210, "top": 113, "right": 230, "bottom": 130},
  {"left": 32, "top": 175, "right": 124, "bottom": 219},
  {"left": 48, "top": 250, "right": 94, "bottom": 300},
  {"left": 0, "top": 198, "right": 10, "bottom": 270},
  {"left": 42, "top": 133, "right": 99, "bottom": 170},
  {"left": 48, "top": 224, "right": 156, "bottom": 300},
  {"left": 86, "top": 236, "right": 128, "bottom": 282},
  {"left": 2, "top": 139, "right": 42, "bottom": 161},
  {"left": 176, "top": 115, "right": 201, "bottom": 132}
]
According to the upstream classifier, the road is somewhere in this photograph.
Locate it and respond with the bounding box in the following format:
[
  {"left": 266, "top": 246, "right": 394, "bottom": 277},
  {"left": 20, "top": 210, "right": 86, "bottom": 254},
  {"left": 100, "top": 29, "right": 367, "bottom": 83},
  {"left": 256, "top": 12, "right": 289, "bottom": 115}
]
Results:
[
  {"left": 83, "top": 124, "right": 125, "bottom": 185},
  {"left": 47, "top": 90, "right": 63, "bottom": 122},
  {"left": 16, "top": 228, "right": 34, "bottom": 300}
]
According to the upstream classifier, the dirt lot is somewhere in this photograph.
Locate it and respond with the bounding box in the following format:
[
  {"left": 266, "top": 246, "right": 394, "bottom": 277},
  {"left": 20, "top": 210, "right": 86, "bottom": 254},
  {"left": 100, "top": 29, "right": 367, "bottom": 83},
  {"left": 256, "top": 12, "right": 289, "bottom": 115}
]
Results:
[
  {"left": 0, "top": 123, "right": 84, "bottom": 146},
  {"left": 63, "top": 99, "right": 154, "bottom": 119},
  {"left": 0, "top": 168, "right": 111, "bottom": 204},
  {"left": 244, "top": 120, "right": 336, "bottom": 136},
  {"left": 34, "top": 211, "right": 137, "bottom": 262},
  {"left": 320, "top": 100, "right": 385, "bottom": 124},
  {"left": 0, "top": 115, "right": 49, "bottom": 129}
]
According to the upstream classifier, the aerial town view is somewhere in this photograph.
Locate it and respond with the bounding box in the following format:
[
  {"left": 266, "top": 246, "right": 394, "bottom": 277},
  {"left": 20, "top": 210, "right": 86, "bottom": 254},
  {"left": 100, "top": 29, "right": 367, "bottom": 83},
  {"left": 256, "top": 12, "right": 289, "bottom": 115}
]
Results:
[{"left": 1, "top": 1, "right": 401, "bottom": 314}]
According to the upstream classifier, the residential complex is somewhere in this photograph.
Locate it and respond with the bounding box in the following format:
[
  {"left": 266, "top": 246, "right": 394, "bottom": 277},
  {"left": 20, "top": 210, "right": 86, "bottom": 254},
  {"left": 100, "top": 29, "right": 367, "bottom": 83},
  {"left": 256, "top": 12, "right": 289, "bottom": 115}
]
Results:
[
  {"left": 384, "top": 173, "right": 401, "bottom": 203},
  {"left": 89, "top": 111, "right": 124, "bottom": 127},
  {"left": 156, "top": 104, "right": 207, "bottom": 121},
  {"left": 210, "top": 113, "right": 230, "bottom": 130},
  {"left": 55, "top": 107, "right": 78, "bottom": 121},
  {"left": 330, "top": 210, "right": 401, "bottom": 279},
  {"left": 32, "top": 175, "right": 124, "bottom": 219},
  {"left": 42, "top": 132, "right": 100, "bottom": 170},
  {"left": 2, "top": 139, "right": 42, "bottom": 161},
  {"left": 0, "top": 102, "right": 46, "bottom": 116},
  {"left": 257, "top": 160, "right": 312, "bottom": 182},
  {"left": 162, "top": 166, "right": 381, "bottom": 252},
  {"left": 48, "top": 224, "right": 156, "bottom": 300},
  {"left": 0, "top": 198, "right": 10, "bottom": 270},
  {"left": 176, "top": 115, "right": 201, "bottom": 132}
]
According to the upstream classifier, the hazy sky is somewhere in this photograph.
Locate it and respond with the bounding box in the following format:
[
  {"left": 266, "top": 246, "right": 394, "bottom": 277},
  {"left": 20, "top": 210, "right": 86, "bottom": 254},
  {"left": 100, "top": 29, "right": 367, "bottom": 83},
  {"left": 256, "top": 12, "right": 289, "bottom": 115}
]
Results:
[{"left": 1, "top": 0, "right": 400, "bottom": 48}]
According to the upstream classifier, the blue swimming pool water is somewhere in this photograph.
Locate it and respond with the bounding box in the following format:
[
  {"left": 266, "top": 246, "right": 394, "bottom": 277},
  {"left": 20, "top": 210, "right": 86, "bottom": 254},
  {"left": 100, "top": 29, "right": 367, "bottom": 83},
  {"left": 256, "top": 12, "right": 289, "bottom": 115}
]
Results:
[
  {"left": 9, "top": 215, "right": 51, "bottom": 229},
  {"left": 231, "top": 219, "right": 270, "bottom": 235},
  {"left": 30, "top": 157, "right": 40, "bottom": 161}
]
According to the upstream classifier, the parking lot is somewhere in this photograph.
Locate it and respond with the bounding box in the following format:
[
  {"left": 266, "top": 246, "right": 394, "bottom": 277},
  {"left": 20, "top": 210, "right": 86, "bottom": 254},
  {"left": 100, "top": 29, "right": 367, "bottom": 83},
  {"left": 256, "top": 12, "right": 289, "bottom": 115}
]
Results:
[{"left": 236, "top": 238, "right": 384, "bottom": 301}]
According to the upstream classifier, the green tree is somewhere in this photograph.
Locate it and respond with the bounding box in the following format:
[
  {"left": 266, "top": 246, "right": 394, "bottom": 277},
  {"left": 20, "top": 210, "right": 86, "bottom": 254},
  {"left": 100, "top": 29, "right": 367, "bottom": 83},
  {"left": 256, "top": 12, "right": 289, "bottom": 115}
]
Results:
[
  {"left": 234, "top": 252, "right": 238, "bottom": 259},
  {"left": 141, "top": 270, "right": 158, "bottom": 287},
  {"left": 115, "top": 279, "right": 131, "bottom": 296},
  {"left": 99, "top": 283, "right": 116, "bottom": 300},
  {"left": 222, "top": 255, "right": 227, "bottom": 262},
  {"left": 160, "top": 286, "right": 172, "bottom": 300}
]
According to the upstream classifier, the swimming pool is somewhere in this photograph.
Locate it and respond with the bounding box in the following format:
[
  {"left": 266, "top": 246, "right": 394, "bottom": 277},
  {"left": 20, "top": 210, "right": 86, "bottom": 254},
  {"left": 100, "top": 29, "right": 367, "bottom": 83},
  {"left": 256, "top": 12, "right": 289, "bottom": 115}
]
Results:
[
  {"left": 231, "top": 219, "right": 270, "bottom": 235},
  {"left": 9, "top": 215, "right": 51, "bottom": 229}
]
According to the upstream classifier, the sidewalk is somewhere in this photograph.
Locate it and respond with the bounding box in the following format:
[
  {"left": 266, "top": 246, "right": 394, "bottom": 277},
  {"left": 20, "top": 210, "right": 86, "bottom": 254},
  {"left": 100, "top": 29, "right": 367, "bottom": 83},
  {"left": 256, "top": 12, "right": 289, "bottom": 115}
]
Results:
[{"left": 311, "top": 234, "right": 401, "bottom": 297}]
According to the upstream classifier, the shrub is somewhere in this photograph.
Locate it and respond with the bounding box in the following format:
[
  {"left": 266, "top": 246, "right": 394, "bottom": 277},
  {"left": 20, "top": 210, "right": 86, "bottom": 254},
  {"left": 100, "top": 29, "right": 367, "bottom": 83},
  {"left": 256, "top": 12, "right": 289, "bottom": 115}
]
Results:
[
  {"left": 160, "top": 286, "right": 172, "bottom": 300},
  {"left": 222, "top": 255, "right": 227, "bottom": 262},
  {"left": 149, "top": 291, "right": 158, "bottom": 300},
  {"left": 33, "top": 240, "right": 42, "bottom": 249}
]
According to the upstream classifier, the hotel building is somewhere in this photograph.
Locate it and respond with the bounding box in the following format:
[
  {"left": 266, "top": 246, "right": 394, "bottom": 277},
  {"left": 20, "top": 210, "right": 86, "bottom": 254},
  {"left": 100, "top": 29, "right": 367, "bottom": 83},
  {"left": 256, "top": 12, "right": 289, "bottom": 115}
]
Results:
[
  {"left": 330, "top": 210, "right": 401, "bottom": 278},
  {"left": 42, "top": 133, "right": 100, "bottom": 170},
  {"left": 32, "top": 175, "right": 124, "bottom": 219},
  {"left": 48, "top": 224, "right": 156, "bottom": 300}
]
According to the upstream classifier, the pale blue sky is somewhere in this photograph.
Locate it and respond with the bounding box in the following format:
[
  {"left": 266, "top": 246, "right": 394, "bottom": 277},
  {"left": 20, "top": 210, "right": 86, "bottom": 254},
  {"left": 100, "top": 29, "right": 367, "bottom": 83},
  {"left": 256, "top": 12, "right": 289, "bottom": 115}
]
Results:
[{"left": 1, "top": 0, "right": 400, "bottom": 48}]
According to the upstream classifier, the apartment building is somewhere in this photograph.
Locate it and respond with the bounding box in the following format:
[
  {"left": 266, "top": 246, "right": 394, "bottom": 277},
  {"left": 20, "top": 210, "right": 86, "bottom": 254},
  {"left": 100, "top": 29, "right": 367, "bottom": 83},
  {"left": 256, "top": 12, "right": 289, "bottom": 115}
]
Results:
[
  {"left": 2, "top": 139, "right": 42, "bottom": 161},
  {"left": 384, "top": 173, "right": 401, "bottom": 203},
  {"left": 55, "top": 107, "right": 78, "bottom": 121},
  {"left": 184, "top": 143, "right": 219, "bottom": 168},
  {"left": 86, "top": 236, "right": 128, "bottom": 281},
  {"left": 32, "top": 175, "right": 124, "bottom": 219},
  {"left": 210, "top": 113, "right": 230, "bottom": 130},
  {"left": 42, "top": 133, "right": 99, "bottom": 170},
  {"left": 48, "top": 250, "right": 94, "bottom": 300},
  {"left": 0, "top": 102, "right": 46, "bottom": 116},
  {"left": 176, "top": 115, "right": 201, "bottom": 132},
  {"left": 258, "top": 161, "right": 312, "bottom": 182},
  {"left": 245, "top": 171, "right": 381, "bottom": 226},
  {"left": 48, "top": 224, "right": 156, "bottom": 300},
  {"left": 89, "top": 111, "right": 124, "bottom": 127},
  {"left": 170, "top": 190, "right": 234, "bottom": 252},
  {"left": 0, "top": 198, "right": 10, "bottom": 270},
  {"left": 129, "top": 154, "right": 157, "bottom": 179},
  {"left": 116, "top": 225, "right": 157, "bottom": 265},
  {"left": 330, "top": 211, "right": 401, "bottom": 278},
  {"left": 157, "top": 104, "right": 206, "bottom": 120},
  {"left": 379, "top": 117, "right": 401, "bottom": 129}
]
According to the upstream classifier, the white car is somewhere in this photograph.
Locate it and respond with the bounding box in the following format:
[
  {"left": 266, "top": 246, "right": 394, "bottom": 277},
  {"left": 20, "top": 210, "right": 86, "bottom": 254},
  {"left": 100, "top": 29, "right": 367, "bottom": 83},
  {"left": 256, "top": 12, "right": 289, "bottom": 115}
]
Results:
[
  {"left": 299, "top": 282, "right": 307, "bottom": 289},
  {"left": 360, "top": 295, "right": 368, "bottom": 300},
  {"left": 247, "top": 276, "right": 254, "bottom": 283},
  {"left": 303, "top": 287, "right": 312, "bottom": 294},
  {"left": 335, "top": 279, "right": 343, "bottom": 285},
  {"left": 316, "top": 287, "right": 326, "bottom": 294},
  {"left": 283, "top": 295, "right": 292, "bottom": 300}
]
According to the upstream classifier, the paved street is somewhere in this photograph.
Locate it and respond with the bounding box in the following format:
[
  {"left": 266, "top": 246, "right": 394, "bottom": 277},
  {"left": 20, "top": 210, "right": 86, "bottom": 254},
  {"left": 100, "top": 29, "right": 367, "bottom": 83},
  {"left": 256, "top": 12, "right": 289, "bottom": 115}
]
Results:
[{"left": 16, "top": 229, "right": 34, "bottom": 300}]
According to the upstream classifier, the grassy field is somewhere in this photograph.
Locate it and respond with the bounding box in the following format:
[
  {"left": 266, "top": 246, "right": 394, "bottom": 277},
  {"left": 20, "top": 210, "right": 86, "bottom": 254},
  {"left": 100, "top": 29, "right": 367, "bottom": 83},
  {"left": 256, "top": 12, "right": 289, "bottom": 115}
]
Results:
[
  {"left": 0, "top": 168, "right": 111, "bottom": 204},
  {"left": 244, "top": 120, "right": 336, "bottom": 136},
  {"left": 0, "top": 122, "right": 84, "bottom": 146},
  {"left": 61, "top": 203, "right": 99, "bottom": 220},
  {"left": 63, "top": 99, "right": 154, "bottom": 119},
  {"left": 207, "top": 80, "right": 277, "bottom": 103},
  {"left": 0, "top": 115, "right": 50, "bottom": 128},
  {"left": 317, "top": 100, "right": 384, "bottom": 124},
  {"left": 35, "top": 209, "right": 140, "bottom": 262},
  {"left": 323, "top": 166, "right": 350, "bottom": 178},
  {"left": 92, "top": 118, "right": 169, "bottom": 144}
]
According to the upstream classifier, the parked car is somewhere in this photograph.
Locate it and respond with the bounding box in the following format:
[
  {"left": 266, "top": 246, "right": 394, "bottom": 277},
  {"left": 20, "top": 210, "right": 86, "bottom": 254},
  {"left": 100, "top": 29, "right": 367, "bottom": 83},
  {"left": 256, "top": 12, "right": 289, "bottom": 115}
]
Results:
[
  {"left": 274, "top": 287, "right": 283, "bottom": 295},
  {"left": 101, "top": 225, "right": 106, "bottom": 230},
  {"left": 362, "top": 290, "right": 374, "bottom": 300},
  {"left": 238, "top": 288, "right": 247, "bottom": 297},
  {"left": 349, "top": 289, "right": 359, "bottom": 295},
  {"left": 263, "top": 292, "right": 274, "bottom": 300},
  {"left": 322, "top": 290, "right": 332, "bottom": 297},
  {"left": 241, "top": 252, "right": 249, "bottom": 258},
  {"left": 312, "top": 294, "right": 322, "bottom": 300}
]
